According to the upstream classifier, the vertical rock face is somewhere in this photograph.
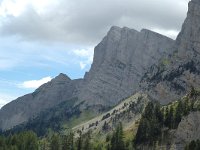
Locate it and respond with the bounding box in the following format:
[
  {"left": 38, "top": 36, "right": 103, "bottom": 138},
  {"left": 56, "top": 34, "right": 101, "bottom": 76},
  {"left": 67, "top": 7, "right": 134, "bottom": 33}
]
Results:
[
  {"left": 176, "top": 0, "right": 200, "bottom": 56},
  {"left": 78, "top": 26, "right": 174, "bottom": 106},
  {"left": 141, "top": 0, "right": 200, "bottom": 104}
]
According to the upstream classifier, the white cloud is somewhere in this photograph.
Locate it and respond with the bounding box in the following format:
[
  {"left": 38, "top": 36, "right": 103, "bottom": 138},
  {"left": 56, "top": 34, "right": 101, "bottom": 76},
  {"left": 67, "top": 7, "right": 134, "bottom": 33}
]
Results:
[
  {"left": 0, "top": 0, "right": 190, "bottom": 44},
  {"left": 19, "top": 76, "right": 52, "bottom": 89},
  {"left": 151, "top": 28, "right": 179, "bottom": 39},
  {"left": 73, "top": 48, "right": 93, "bottom": 58},
  {"left": 73, "top": 47, "right": 94, "bottom": 69},
  {"left": 0, "top": 93, "right": 17, "bottom": 108},
  {"left": 0, "top": 0, "right": 56, "bottom": 17},
  {"left": 79, "top": 61, "right": 87, "bottom": 70}
]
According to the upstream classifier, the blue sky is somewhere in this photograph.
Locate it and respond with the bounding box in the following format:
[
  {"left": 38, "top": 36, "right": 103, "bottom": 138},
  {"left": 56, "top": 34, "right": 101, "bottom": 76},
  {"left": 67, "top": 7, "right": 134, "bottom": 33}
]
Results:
[
  {"left": 0, "top": 0, "right": 189, "bottom": 108},
  {"left": 0, "top": 35, "right": 94, "bottom": 107}
]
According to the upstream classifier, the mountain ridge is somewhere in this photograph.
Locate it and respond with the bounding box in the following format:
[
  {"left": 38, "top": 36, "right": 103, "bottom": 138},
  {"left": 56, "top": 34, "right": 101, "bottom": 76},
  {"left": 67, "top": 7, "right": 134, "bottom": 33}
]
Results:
[
  {"left": 1, "top": 1, "right": 200, "bottom": 149},
  {"left": 141, "top": 0, "right": 200, "bottom": 104},
  {"left": 0, "top": 25, "right": 174, "bottom": 130},
  {"left": 1, "top": 0, "right": 199, "bottom": 132}
]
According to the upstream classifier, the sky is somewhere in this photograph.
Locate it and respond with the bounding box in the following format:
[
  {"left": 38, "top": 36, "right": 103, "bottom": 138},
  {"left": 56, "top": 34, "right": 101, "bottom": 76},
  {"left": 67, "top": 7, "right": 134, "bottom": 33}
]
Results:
[{"left": 0, "top": 0, "right": 190, "bottom": 108}]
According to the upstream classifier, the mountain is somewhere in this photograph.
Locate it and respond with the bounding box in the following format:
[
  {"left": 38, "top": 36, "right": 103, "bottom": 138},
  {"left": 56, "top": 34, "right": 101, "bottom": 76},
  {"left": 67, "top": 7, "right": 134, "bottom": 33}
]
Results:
[
  {"left": 1, "top": 0, "right": 200, "bottom": 149},
  {"left": 72, "top": 92, "right": 149, "bottom": 137},
  {"left": 0, "top": 73, "right": 82, "bottom": 130},
  {"left": 141, "top": 0, "right": 200, "bottom": 104},
  {"left": 0, "top": 27, "right": 174, "bottom": 130},
  {"left": 79, "top": 27, "right": 174, "bottom": 106}
]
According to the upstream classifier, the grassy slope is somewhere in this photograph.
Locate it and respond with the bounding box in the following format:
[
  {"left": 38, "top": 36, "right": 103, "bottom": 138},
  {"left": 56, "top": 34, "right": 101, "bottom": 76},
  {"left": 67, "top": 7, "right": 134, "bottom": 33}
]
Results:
[{"left": 72, "top": 93, "right": 149, "bottom": 138}]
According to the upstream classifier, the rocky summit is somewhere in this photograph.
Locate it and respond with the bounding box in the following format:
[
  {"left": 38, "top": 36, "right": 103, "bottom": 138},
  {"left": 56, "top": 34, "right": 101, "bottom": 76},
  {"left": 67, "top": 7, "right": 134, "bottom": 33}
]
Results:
[
  {"left": 141, "top": 0, "right": 200, "bottom": 104},
  {"left": 0, "top": 73, "right": 81, "bottom": 130},
  {"left": 79, "top": 27, "right": 174, "bottom": 106}
]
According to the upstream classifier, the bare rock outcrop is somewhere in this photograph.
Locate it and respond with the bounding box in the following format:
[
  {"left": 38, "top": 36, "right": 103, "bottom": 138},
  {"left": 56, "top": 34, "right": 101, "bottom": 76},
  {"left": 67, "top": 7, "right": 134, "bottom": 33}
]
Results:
[
  {"left": 175, "top": 111, "right": 200, "bottom": 144},
  {"left": 141, "top": 0, "right": 200, "bottom": 104}
]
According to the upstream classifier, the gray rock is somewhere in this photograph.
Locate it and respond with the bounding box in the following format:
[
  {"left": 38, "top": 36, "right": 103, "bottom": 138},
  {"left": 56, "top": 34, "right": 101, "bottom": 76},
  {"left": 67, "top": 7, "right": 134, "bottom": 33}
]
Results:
[
  {"left": 78, "top": 27, "right": 174, "bottom": 106},
  {"left": 0, "top": 73, "right": 81, "bottom": 130},
  {"left": 141, "top": 0, "right": 200, "bottom": 104},
  {"left": 175, "top": 111, "right": 200, "bottom": 144}
]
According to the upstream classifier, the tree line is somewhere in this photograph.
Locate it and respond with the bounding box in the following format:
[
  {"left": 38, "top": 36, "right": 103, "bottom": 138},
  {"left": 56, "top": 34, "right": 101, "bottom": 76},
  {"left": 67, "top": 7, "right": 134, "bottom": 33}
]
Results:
[{"left": 134, "top": 88, "right": 200, "bottom": 146}]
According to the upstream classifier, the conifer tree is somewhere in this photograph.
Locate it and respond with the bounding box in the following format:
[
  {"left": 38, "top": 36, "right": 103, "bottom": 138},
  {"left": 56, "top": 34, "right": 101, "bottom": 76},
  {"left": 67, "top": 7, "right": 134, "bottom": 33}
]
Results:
[
  {"left": 77, "top": 131, "right": 82, "bottom": 150},
  {"left": 111, "top": 122, "right": 125, "bottom": 150},
  {"left": 83, "top": 132, "right": 91, "bottom": 150},
  {"left": 169, "top": 105, "right": 174, "bottom": 129},
  {"left": 50, "top": 134, "right": 61, "bottom": 150}
]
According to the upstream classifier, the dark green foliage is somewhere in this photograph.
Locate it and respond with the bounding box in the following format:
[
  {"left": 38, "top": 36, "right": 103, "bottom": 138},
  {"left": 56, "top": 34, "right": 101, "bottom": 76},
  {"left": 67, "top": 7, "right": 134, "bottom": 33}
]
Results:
[
  {"left": 135, "top": 88, "right": 200, "bottom": 146},
  {"left": 62, "top": 132, "right": 74, "bottom": 150},
  {"left": 83, "top": 132, "right": 91, "bottom": 150},
  {"left": 164, "top": 105, "right": 175, "bottom": 129},
  {"left": 185, "top": 140, "right": 200, "bottom": 150},
  {"left": 77, "top": 131, "right": 82, "bottom": 150},
  {"left": 110, "top": 122, "right": 125, "bottom": 150},
  {"left": 102, "top": 121, "right": 109, "bottom": 131},
  {"left": 135, "top": 102, "right": 163, "bottom": 145},
  {"left": 50, "top": 134, "right": 61, "bottom": 150},
  {"left": 102, "top": 113, "right": 111, "bottom": 121},
  {"left": 174, "top": 101, "right": 182, "bottom": 128},
  {"left": 0, "top": 131, "right": 38, "bottom": 150}
]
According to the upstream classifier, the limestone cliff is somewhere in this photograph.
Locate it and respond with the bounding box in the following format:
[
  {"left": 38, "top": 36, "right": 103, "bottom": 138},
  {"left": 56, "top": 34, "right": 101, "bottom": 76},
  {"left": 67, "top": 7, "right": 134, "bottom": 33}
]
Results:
[
  {"left": 79, "top": 27, "right": 174, "bottom": 106},
  {"left": 141, "top": 0, "right": 200, "bottom": 104}
]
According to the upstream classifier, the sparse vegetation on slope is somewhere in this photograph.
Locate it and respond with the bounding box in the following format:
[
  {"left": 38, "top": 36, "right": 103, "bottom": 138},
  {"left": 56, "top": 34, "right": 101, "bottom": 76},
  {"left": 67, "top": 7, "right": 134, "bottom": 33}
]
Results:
[{"left": 134, "top": 87, "right": 200, "bottom": 148}]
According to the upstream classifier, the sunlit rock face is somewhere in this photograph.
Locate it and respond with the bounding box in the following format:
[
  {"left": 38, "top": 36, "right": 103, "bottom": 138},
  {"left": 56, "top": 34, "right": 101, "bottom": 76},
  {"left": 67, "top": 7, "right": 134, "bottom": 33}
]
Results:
[{"left": 78, "top": 26, "right": 174, "bottom": 106}]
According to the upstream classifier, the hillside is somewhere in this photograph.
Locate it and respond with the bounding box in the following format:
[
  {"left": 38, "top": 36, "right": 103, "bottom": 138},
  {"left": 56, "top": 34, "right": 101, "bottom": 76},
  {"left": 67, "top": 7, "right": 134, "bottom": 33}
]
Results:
[
  {"left": 1, "top": 89, "right": 200, "bottom": 150},
  {"left": 72, "top": 93, "right": 149, "bottom": 137},
  {"left": 0, "top": 23, "right": 174, "bottom": 130},
  {"left": 1, "top": 0, "right": 200, "bottom": 150},
  {"left": 71, "top": 88, "right": 200, "bottom": 150}
]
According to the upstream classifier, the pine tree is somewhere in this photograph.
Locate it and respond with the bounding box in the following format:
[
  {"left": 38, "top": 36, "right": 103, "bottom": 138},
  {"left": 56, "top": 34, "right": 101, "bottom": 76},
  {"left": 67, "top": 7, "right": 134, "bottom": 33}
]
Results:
[
  {"left": 169, "top": 105, "right": 174, "bottom": 129},
  {"left": 83, "top": 132, "right": 91, "bottom": 150},
  {"left": 62, "top": 135, "right": 70, "bottom": 150},
  {"left": 77, "top": 131, "right": 82, "bottom": 150},
  {"left": 111, "top": 123, "right": 125, "bottom": 150},
  {"left": 164, "top": 106, "right": 170, "bottom": 127},
  {"left": 69, "top": 132, "right": 74, "bottom": 150},
  {"left": 117, "top": 122, "right": 125, "bottom": 150},
  {"left": 50, "top": 134, "right": 61, "bottom": 150},
  {"left": 174, "top": 101, "right": 183, "bottom": 128}
]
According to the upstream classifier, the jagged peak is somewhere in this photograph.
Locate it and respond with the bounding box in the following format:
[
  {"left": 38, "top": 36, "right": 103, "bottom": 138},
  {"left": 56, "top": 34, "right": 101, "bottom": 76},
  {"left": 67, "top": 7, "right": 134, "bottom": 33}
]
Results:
[
  {"left": 54, "top": 73, "right": 71, "bottom": 81},
  {"left": 107, "top": 26, "right": 173, "bottom": 41},
  {"left": 108, "top": 26, "right": 139, "bottom": 34},
  {"left": 109, "top": 26, "right": 121, "bottom": 31},
  {"left": 140, "top": 29, "right": 174, "bottom": 40}
]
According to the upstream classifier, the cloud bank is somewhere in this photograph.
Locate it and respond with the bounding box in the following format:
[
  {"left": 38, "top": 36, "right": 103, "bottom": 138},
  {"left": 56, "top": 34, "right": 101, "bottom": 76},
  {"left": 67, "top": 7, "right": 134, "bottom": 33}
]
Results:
[{"left": 0, "top": 0, "right": 190, "bottom": 44}]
